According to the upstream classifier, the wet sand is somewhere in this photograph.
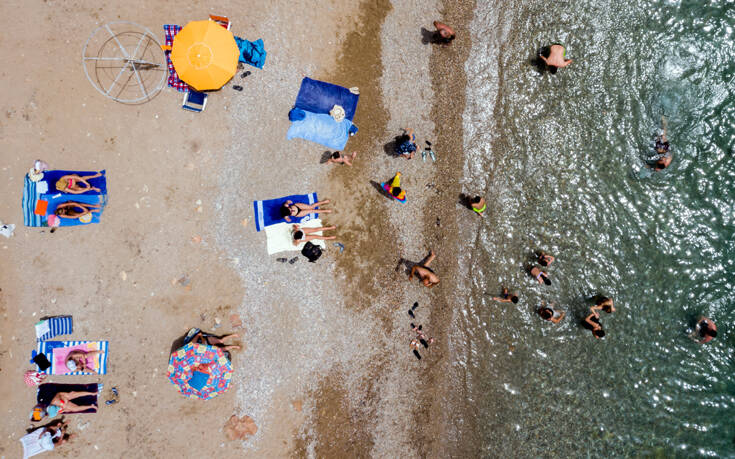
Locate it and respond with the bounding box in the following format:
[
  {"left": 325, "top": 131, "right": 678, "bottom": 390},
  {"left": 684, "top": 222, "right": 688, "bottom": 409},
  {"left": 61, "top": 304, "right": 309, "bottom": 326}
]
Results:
[{"left": 0, "top": 0, "right": 476, "bottom": 457}]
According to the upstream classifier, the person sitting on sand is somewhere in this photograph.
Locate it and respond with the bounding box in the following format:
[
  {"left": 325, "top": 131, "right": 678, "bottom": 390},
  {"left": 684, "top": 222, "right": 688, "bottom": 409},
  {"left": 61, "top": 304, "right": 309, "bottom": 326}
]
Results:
[
  {"left": 539, "top": 44, "right": 572, "bottom": 73},
  {"left": 432, "top": 21, "right": 456, "bottom": 44},
  {"left": 583, "top": 312, "right": 606, "bottom": 339},
  {"left": 55, "top": 172, "right": 103, "bottom": 194},
  {"left": 326, "top": 151, "right": 357, "bottom": 166},
  {"left": 471, "top": 196, "right": 486, "bottom": 216},
  {"left": 590, "top": 297, "right": 615, "bottom": 315},
  {"left": 692, "top": 316, "right": 717, "bottom": 344},
  {"left": 65, "top": 350, "right": 104, "bottom": 373},
  {"left": 280, "top": 199, "right": 332, "bottom": 223},
  {"left": 292, "top": 224, "right": 337, "bottom": 246},
  {"left": 492, "top": 287, "right": 519, "bottom": 304},
  {"left": 650, "top": 116, "right": 672, "bottom": 171},
  {"left": 395, "top": 129, "right": 418, "bottom": 160},
  {"left": 537, "top": 251, "right": 555, "bottom": 267},
  {"left": 538, "top": 303, "right": 565, "bottom": 323},
  {"left": 54, "top": 202, "right": 102, "bottom": 220},
  {"left": 529, "top": 265, "right": 551, "bottom": 285},
  {"left": 27, "top": 419, "right": 75, "bottom": 454},
  {"left": 409, "top": 250, "right": 440, "bottom": 288}
]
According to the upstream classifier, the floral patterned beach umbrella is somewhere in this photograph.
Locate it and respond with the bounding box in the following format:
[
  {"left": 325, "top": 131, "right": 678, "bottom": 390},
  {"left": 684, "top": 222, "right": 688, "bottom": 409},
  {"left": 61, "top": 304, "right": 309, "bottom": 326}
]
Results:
[{"left": 168, "top": 342, "right": 232, "bottom": 400}]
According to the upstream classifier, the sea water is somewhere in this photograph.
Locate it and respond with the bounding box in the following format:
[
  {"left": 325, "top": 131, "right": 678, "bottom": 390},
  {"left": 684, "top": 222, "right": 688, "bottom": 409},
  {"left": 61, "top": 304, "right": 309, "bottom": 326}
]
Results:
[{"left": 452, "top": 0, "right": 735, "bottom": 456}]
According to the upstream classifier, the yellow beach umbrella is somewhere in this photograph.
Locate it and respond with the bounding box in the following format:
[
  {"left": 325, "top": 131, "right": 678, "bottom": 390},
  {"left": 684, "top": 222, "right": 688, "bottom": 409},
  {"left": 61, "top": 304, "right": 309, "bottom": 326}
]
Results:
[{"left": 171, "top": 20, "right": 239, "bottom": 91}]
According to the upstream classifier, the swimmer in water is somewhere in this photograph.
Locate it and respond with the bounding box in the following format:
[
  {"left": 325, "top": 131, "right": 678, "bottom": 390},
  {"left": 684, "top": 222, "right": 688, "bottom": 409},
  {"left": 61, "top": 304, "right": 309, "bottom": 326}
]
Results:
[
  {"left": 492, "top": 287, "right": 519, "bottom": 304},
  {"left": 529, "top": 265, "right": 551, "bottom": 286},
  {"left": 691, "top": 316, "right": 717, "bottom": 344},
  {"left": 538, "top": 302, "right": 565, "bottom": 324},
  {"left": 539, "top": 44, "right": 573, "bottom": 74},
  {"left": 649, "top": 116, "right": 672, "bottom": 170},
  {"left": 590, "top": 296, "right": 615, "bottom": 315}
]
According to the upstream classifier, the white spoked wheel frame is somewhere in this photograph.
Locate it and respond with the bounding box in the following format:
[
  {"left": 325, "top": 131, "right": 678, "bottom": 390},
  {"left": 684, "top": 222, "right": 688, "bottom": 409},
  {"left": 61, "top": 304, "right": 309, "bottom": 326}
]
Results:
[{"left": 82, "top": 21, "right": 167, "bottom": 104}]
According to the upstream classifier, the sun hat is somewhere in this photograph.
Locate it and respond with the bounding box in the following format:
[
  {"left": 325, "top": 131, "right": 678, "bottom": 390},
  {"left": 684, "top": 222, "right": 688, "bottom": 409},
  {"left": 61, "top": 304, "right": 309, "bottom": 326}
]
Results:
[{"left": 329, "top": 104, "right": 345, "bottom": 122}]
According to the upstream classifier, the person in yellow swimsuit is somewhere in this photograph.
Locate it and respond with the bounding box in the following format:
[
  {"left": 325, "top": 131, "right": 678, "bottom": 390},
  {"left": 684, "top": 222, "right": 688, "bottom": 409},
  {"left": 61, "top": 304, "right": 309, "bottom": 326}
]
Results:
[{"left": 470, "top": 196, "right": 486, "bottom": 216}]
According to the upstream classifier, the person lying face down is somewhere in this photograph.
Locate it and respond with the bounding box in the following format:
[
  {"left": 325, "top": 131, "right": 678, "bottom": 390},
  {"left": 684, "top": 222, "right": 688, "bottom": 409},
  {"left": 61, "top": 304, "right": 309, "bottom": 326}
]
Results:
[{"left": 279, "top": 199, "right": 332, "bottom": 223}]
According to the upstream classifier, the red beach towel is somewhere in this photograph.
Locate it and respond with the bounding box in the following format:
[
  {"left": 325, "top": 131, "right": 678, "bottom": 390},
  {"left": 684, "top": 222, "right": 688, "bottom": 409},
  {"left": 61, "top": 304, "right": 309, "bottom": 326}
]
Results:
[{"left": 163, "top": 25, "right": 189, "bottom": 92}]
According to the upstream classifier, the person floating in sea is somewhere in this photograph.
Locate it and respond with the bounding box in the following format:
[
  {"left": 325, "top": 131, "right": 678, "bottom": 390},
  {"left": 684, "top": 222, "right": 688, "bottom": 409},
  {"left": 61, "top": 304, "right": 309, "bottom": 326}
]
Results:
[
  {"left": 590, "top": 296, "right": 615, "bottom": 315},
  {"left": 280, "top": 199, "right": 332, "bottom": 222},
  {"left": 649, "top": 116, "right": 672, "bottom": 171},
  {"left": 409, "top": 250, "right": 440, "bottom": 288},
  {"left": 539, "top": 44, "right": 573, "bottom": 74},
  {"left": 529, "top": 265, "right": 551, "bottom": 285},
  {"left": 583, "top": 311, "right": 606, "bottom": 339},
  {"left": 492, "top": 287, "right": 519, "bottom": 304},
  {"left": 537, "top": 250, "right": 555, "bottom": 267},
  {"left": 691, "top": 316, "right": 717, "bottom": 344},
  {"left": 395, "top": 129, "right": 418, "bottom": 160},
  {"left": 326, "top": 151, "right": 357, "bottom": 166},
  {"left": 470, "top": 196, "right": 486, "bottom": 216},
  {"left": 538, "top": 302, "right": 565, "bottom": 323},
  {"left": 432, "top": 21, "right": 456, "bottom": 44},
  {"left": 291, "top": 224, "right": 337, "bottom": 246}
]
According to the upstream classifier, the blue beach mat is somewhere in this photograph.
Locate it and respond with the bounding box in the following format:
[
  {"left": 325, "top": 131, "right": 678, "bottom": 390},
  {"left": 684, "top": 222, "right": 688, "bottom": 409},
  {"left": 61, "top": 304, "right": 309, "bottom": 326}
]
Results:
[
  {"left": 253, "top": 192, "right": 318, "bottom": 232},
  {"left": 294, "top": 77, "right": 359, "bottom": 121},
  {"left": 234, "top": 36, "right": 267, "bottom": 69},
  {"left": 287, "top": 111, "right": 355, "bottom": 151},
  {"left": 22, "top": 170, "right": 107, "bottom": 227},
  {"left": 42, "top": 193, "right": 107, "bottom": 227}
]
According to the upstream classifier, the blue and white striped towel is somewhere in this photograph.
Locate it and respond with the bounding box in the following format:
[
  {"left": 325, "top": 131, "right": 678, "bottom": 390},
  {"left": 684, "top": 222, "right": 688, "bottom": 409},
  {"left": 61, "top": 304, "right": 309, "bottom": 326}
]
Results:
[
  {"left": 35, "top": 340, "right": 109, "bottom": 375},
  {"left": 35, "top": 316, "right": 73, "bottom": 341}
]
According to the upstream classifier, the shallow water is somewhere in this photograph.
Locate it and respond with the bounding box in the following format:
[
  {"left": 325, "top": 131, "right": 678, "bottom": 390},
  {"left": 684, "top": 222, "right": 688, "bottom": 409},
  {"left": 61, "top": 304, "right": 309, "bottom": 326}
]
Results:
[{"left": 454, "top": 0, "right": 735, "bottom": 456}]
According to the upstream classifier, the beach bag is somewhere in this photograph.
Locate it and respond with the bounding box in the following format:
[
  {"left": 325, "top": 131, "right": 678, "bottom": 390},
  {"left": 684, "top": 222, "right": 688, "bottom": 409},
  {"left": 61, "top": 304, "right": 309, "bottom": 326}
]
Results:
[{"left": 301, "top": 242, "right": 322, "bottom": 262}]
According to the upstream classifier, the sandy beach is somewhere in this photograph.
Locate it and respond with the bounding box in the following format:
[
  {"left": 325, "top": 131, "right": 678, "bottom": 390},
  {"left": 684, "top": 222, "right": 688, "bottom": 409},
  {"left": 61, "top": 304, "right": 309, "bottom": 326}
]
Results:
[{"left": 0, "top": 0, "right": 476, "bottom": 457}]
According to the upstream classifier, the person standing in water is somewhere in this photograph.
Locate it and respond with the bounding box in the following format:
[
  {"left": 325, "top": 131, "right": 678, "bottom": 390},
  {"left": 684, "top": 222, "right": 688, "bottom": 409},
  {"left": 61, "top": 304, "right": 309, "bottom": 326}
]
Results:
[
  {"left": 470, "top": 196, "right": 486, "bottom": 216},
  {"left": 432, "top": 21, "right": 456, "bottom": 44},
  {"left": 537, "top": 251, "right": 555, "bottom": 267},
  {"left": 590, "top": 297, "right": 615, "bottom": 315},
  {"left": 691, "top": 316, "right": 717, "bottom": 344},
  {"left": 651, "top": 116, "right": 672, "bottom": 171},
  {"left": 492, "top": 287, "right": 519, "bottom": 304},
  {"left": 529, "top": 266, "right": 551, "bottom": 285},
  {"left": 539, "top": 44, "right": 573, "bottom": 73},
  {"left": 538, "top": 302, "right": 565, "bottom": 323}
]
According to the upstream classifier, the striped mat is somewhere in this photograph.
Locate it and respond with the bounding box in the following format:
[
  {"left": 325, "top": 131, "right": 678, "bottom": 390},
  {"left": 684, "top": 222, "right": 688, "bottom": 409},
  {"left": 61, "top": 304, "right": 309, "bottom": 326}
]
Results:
[
  {"left": 35, "top": 316, "right": 73, "bottom": 341},
  {"left": 35, "top": 340, "right": 109, "bottom": 375}
]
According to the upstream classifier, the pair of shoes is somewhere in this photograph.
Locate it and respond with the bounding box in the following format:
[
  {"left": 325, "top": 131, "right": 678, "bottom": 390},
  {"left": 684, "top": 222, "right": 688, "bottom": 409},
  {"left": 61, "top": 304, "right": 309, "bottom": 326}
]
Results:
[{"left": 232, "top": 85, "right": 243, "bottom": 91}]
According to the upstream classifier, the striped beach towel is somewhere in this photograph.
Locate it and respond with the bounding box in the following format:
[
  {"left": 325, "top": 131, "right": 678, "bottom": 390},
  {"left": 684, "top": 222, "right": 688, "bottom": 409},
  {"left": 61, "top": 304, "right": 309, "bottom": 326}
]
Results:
[
  {"left": 22, "top": 175, "right": 43, "bottom": 227},
  {"left": 164, "top": 25, "right": 189, "bottom": 92},
  {"left": 35, "top": 316, "right": 73, "bottom": 341},
  {"left": 35, "top": 341, "right": 109, "bottom": 375}
]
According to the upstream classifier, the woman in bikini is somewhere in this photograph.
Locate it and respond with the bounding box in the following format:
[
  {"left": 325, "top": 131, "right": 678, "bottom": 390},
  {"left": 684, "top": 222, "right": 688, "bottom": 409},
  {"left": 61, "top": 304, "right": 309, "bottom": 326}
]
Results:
[
  {"left": 55, "top": 172, "right": 102, "bottom": 194},
  {"left": 326, "top": 151, "right": 357, "bottom": 166},
  {"left": 280, "top": 199, "right": 332, "bottom": 223},
  {"left": 32, "top": 390, "right": 99, "bottom": 421},
  {"left": 65, "top": 350, "right": 103, "bottom": 373},
  {"left": 54, "top": 202, "right": 102, "bottom": 220},
  {"left": 584, "top": 312, "right": 606, "bottom": 339},
  {"left": 537, "top": 251, "right": 555, "bottom": 267},
  {"left": 291, "top": 224, "right": 337, "bottom": 246},
  {"left": 529, "top": 265, "right": 551, "bottom": 285},
  {"left": 538, "top": 303, "right": 565, "bottom": 324}
]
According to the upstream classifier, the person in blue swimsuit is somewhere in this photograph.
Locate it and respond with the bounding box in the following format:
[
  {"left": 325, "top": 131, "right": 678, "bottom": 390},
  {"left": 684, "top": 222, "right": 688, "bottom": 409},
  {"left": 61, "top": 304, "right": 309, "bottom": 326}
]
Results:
[{"left": 395, "top": 128, "right": 418, "bottom": 160}]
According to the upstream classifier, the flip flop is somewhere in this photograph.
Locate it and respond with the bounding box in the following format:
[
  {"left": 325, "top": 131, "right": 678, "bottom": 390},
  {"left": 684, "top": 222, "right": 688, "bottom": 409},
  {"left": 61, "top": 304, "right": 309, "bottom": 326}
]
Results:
[
  {"left": 233, "top": 85, "right": 243, "bottom": 91},
  {"left": 289, "top": 257, "right": 299, "bottom": 264},
  {"left": 276, "top": 258, "right": 287, "bottom": 263},
  {"left": 241, "top": 71, "right": 252, "bottom": 78}
]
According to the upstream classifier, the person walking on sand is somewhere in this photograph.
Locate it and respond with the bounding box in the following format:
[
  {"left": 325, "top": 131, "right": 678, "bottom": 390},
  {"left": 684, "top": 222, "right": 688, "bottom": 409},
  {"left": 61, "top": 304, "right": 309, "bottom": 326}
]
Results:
[
  {"left": 492, "top": 287, "right": 519, "bottom": 304},
  {"left": 326, "top": 151, "right": 357, "bottom": 166},
  {"left": 539, "top": 44, "right": 573, "bottom": 73},
  {"left": 538, "top": 302, "right": 565, "bottom": 323},
  {"left": 55, "top": 172, "right": 103, "bottom": 194},
  {"left": 470, "top": 196, "right": 486, "bottom": 216},
  {"left": 433, "top": 21, "right": 456, "bottom": 44},
  {"left": 280, "top": 199, "right": 332, "bottom": 222},
  {"left": 409, "top": 250, "right": 440, "bottom": 288},
  {"left": 529, "top": 265, "right": 551, "bottom": 285},
  {"left": 292, "top": 224, "right": 337, "bottom": 245},
  {"left": 691, "top": 316, "right": 717, "bottom": 344},
  {"left": 537, "top": 251, "right": 555, "bottom": 267}
]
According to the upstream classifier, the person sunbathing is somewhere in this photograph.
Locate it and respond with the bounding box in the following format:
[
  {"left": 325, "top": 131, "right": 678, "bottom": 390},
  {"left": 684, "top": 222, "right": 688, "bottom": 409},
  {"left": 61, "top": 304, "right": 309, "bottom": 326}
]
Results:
[
  {"left": 32, "top": 391, "right": 98, "bottom": 421},
  {"left": 55, "top": 173, "right": 103, "bottom": 194},
  {"left": 190, "top": 331, "right": 241, "bottom": 353},
  {"left": 65, "top": 350, "right": 103, "bottom": 373},
  {"left": 327, "top": 151, "right": 357, "bottom": 166},
  {"left": 409, "top": 250, "right": 440, "bottom": 288},
  {"left": 34, "top": 420, "right": 74, "bottom": 451},
  {"left": 55, "top": 202, "right": 102, "bottom": 219},
  {"left": 292, "top": 224, "right": 337, "bottom": 246},
  {"left": 280, "top": 199, "right": 332, "bottom": 222}
]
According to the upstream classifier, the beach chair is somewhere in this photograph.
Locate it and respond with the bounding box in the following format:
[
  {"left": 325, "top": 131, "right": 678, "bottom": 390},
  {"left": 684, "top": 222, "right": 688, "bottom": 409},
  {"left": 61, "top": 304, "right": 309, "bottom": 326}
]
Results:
[
  {"left": 182, "top": 90, "right": 208, "bottom": 112},
  {"left": 209, "top": 14, "right": 231, "bottom": 30}
]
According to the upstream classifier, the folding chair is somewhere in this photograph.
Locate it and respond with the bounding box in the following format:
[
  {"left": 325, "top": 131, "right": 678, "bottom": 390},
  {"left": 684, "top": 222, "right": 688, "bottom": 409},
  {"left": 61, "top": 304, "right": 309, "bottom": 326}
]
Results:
[
  {"left": 182, "top": 90, "right": 208, "bottom": 112},
  {"left": 209, "top": 14, "right": 231, "bottom": 30}
]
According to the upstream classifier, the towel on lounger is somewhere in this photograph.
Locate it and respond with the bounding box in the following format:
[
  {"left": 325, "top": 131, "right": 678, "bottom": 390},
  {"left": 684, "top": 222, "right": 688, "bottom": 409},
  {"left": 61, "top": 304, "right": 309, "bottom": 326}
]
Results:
[
  {"left": 253, "top": 193, "right": 318, "bottom": 232},
  {"left": 265, "top": 219, "right": 327, "bottom": 254}
]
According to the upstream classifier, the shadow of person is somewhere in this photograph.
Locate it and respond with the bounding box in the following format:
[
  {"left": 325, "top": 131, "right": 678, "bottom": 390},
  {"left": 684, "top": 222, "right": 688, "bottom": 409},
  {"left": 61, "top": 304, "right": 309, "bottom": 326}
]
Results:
[
  {"left": 458, "top": 193, "right": 474, "bottom": 211},
  {"left": 530, "top": 46, "right": 552, "bottom": 75},
  {"left": 320, "top": 151, "right": 334, "bottom": 164},
  {"left": 370, "top": 180, "right": 394, "bottom": 200},
  {"left": 395, "top": 257, "right": 419, "bottom": 276},
  {"left": 383, "top": 137, "right": 400, "bottom": 157},
  {"left": 420, "top": 27, "right": 438, "bottom": 45}
]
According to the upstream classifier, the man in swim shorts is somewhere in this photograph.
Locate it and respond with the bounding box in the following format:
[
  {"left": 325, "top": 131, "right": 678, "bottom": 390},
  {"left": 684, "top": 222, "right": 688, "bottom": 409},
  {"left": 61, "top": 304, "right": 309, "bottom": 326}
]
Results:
[
  {"left": 409, "top": 250, "right": 440, "bottom": 288},
  {"left": 470, "top": 196, "right": 486, "bottom": 216},
  {"left": 539, "top": 44, "right": 573, "bottom": 73}
]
